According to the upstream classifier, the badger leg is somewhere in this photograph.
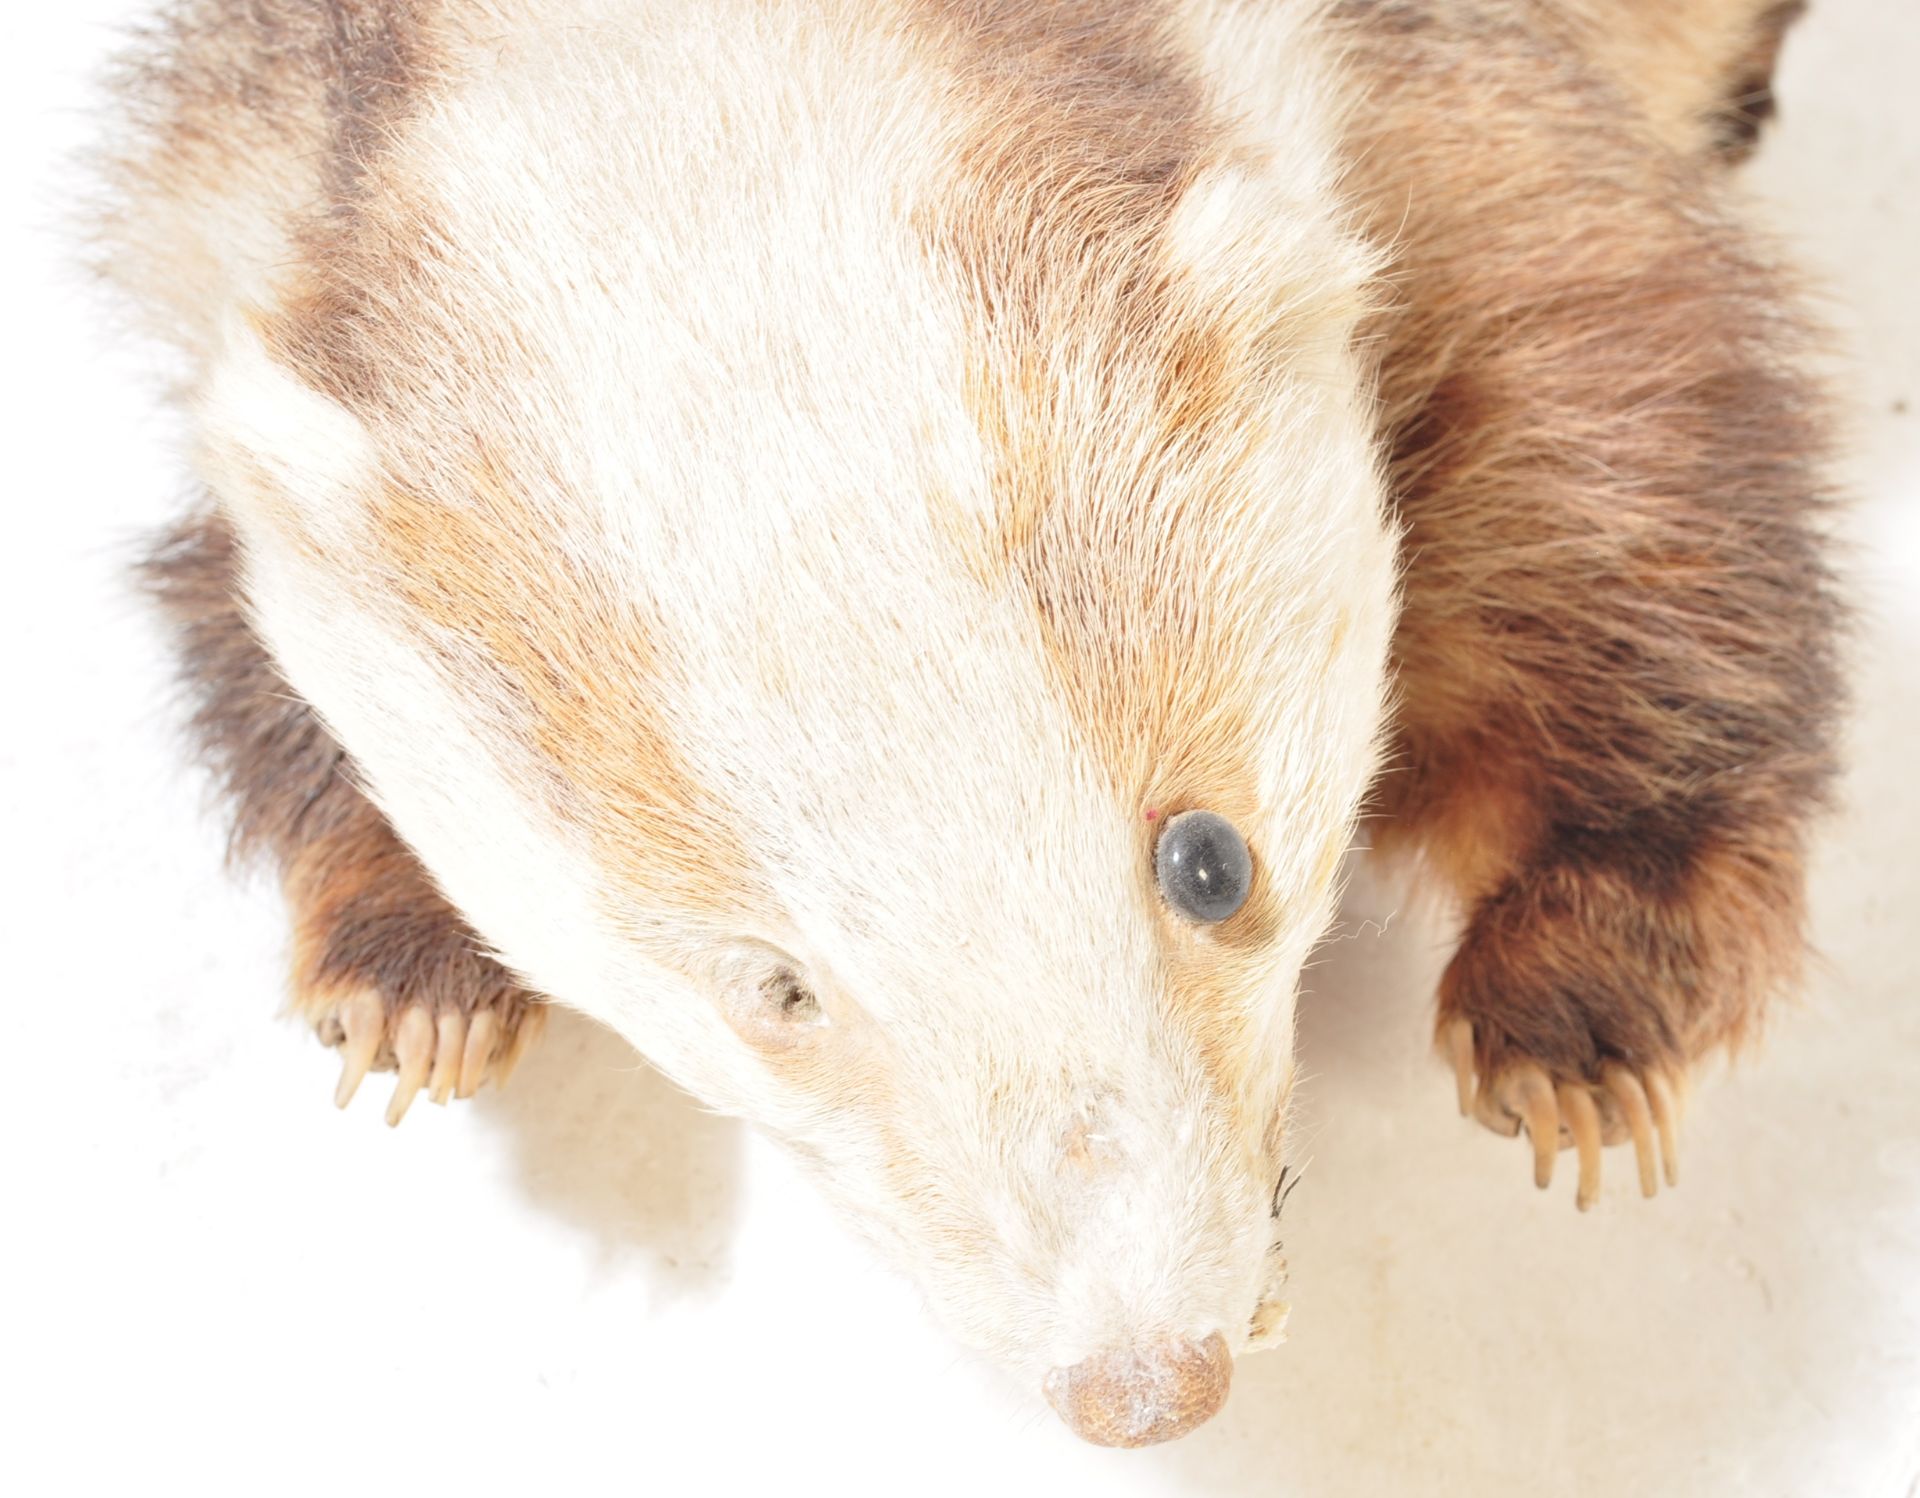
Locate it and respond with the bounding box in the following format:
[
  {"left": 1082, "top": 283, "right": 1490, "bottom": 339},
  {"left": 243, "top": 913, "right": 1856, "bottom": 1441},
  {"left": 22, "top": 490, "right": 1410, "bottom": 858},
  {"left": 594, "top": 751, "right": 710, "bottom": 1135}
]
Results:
[
  {"left": 1383, "top": 578, "right": 1838, "bottom": 1211},
  {"left": 1345, "top": 11, "right": 1843, "bottom": 1206},
  {"left": 142, "top": 511, "right": 546, "bottom": 1123},
  {"left": 284, "top": 806, "right": 549, "bottom": 1122},
  {"left": 1380, "top": 699, "right": 1833, "bottom": 1209}
]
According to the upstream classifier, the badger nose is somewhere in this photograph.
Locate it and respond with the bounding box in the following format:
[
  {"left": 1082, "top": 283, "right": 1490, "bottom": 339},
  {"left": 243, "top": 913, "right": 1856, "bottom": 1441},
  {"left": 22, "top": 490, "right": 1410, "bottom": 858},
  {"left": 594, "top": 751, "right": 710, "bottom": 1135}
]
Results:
[{"left": 1043, "top": 1332, "right": 1232, "bottom": 1447}]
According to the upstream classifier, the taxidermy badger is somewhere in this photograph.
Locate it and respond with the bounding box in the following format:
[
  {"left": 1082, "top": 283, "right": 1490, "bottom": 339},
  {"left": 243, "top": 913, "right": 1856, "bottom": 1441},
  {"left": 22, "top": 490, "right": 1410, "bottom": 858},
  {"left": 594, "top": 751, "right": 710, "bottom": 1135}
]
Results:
[{"left": 97, "top": 0, "right": 1840, "bottom": 1447}]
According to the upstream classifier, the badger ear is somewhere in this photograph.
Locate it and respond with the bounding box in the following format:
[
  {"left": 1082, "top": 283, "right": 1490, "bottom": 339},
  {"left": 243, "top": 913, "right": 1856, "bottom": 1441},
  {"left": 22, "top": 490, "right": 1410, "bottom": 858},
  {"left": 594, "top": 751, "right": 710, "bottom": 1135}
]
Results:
[{"left": 195, "top": 310, "right": 378, "bottom": 545}]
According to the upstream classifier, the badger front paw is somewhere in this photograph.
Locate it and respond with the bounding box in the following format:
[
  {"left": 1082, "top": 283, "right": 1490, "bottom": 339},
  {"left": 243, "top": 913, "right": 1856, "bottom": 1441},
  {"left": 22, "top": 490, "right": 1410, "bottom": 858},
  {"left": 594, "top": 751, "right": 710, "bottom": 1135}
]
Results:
[
  {"left": 311, "top": 983, "right": 547, "bottom": 1125},
  {"left": 1428, "top": 836, "right": 1798, "bottom": 1209},
  {"left": 286, "top": 830, "right": 549, "bottom": 1125},
  {"left": 1440, "top": 1018, "right": 1683, "bottom": 1209}
]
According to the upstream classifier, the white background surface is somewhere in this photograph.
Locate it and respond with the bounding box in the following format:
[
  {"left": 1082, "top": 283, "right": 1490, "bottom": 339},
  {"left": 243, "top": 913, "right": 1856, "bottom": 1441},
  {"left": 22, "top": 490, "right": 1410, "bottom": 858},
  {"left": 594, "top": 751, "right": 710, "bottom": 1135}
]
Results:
[{"left": 4, "top": 3, "right": 1917, "bottom": 1494}]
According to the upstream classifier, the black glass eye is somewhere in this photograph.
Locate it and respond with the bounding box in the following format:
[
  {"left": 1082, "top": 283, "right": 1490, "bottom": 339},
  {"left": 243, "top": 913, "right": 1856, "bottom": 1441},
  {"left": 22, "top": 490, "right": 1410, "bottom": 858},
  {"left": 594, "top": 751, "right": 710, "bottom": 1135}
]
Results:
[{"left": 1154, "top": 809, "right": 1252, "bottom": 923}]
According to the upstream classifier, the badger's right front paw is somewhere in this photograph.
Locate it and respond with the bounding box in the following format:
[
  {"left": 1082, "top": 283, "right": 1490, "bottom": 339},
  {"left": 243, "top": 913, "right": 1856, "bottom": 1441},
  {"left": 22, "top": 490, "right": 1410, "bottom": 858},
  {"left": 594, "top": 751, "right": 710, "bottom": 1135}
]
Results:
[
  {"left": 312, "top": 983, "right": 547, "bottom": 1125},
  {"left": 286, "top": 832, "right": 548, "bottom": 1125}
]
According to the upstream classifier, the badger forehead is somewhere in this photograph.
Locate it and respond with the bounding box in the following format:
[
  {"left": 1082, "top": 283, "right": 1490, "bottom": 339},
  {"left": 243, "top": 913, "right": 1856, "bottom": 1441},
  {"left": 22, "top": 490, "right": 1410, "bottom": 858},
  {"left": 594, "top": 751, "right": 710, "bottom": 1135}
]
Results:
[{"left": 215, "top": 1, "right": 1395, "bottom": 1052}]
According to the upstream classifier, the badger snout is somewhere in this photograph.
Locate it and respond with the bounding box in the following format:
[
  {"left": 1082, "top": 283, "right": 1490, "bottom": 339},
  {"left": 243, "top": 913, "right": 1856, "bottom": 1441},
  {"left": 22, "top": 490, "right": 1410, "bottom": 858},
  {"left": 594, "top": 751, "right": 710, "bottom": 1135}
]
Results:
[{"left": 1042, "top": 1332, "right": 1232, "bottom": 1447}]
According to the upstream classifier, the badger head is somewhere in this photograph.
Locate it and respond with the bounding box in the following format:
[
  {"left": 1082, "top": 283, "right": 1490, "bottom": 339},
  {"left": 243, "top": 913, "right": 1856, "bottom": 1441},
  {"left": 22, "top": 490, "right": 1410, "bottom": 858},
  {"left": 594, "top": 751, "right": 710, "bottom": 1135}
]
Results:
[{"left": 197, "top": 6, "right": 1396, "bottom": 1446}]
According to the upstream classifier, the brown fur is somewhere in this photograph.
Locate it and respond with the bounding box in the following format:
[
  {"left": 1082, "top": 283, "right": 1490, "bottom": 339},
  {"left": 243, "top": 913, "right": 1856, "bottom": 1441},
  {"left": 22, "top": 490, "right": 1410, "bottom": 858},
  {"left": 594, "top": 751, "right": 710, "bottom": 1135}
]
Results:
[
  {"left": 272, "top": 1, "right": 444, "bottom": 410},
  {"left": 94, "top": 1, "right": 442, "bottom": 364},
  {"left": 1336, "top": 0, "right": 1842, "bottom": 1085},
  {"left": 140, "top": 512, "right": 541, "bottom": 1057}
]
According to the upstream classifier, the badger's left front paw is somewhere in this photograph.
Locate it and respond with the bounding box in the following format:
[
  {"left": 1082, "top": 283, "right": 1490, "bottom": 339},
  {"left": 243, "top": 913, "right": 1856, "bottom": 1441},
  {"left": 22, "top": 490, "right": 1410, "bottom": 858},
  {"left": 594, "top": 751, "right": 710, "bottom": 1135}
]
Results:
[
  {"left": 1426, "top": 837, "right": 1796, "bottom": 1209},
  {"left": 1440, "top": 1018, "right": 1683, "bottom": 1210}
]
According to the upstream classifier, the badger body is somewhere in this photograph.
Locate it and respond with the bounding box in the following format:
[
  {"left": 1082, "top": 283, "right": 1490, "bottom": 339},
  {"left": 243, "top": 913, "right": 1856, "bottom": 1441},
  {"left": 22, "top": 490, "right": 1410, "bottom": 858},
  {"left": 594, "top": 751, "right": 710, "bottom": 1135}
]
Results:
[{"left": 100, "top": 0, "right": 1838, "bottom": 1446}]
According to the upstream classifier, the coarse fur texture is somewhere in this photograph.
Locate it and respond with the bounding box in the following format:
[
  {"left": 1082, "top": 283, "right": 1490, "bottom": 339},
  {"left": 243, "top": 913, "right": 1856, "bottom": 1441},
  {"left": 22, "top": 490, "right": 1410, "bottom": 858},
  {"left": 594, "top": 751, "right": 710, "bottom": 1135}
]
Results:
[
  {"left": 139, "top": 511, "right": 545, "bottom": 1098},
  {"left": 96, "top": 0, "right": 1840, "bottom": 1442},
  {"left": 1329, "top": 0, "right": 1840, "bottom": 1176}
]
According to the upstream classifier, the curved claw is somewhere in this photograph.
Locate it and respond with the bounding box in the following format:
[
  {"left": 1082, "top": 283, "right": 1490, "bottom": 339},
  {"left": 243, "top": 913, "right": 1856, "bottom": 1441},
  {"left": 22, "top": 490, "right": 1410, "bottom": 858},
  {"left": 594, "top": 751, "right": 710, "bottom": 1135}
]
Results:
[
  {"left": 458, "top": 1009, "right": 500, "bottom": 1099},
  {"left": 1644, "top": 1070, "right": 1682, "bottom": 1188},
  {"left": 1511, "top": 1064, "right": 1559, "bottom": 1190},
  {"left": 1602, "top": 1064, "right": 1659, "bottom": 1198},
  {"left": 493, "top": 1002, "right": 547, "bottom": 1088},
  {"left": 334, "top": 989, "right": 386, "bottom": 1110},
  {"left": 1556, "top": 1082, "right": 1604, "bottom": 1210},
  {"left": 428, "top": 1009, "right": 467, "bottom": 1105},
  {"left": 1444, "top": 1017, "right": 1476, "bottom": 1117},
  {"left": 387, "top": 1004, "right": 434, "bottom": 1126}
]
